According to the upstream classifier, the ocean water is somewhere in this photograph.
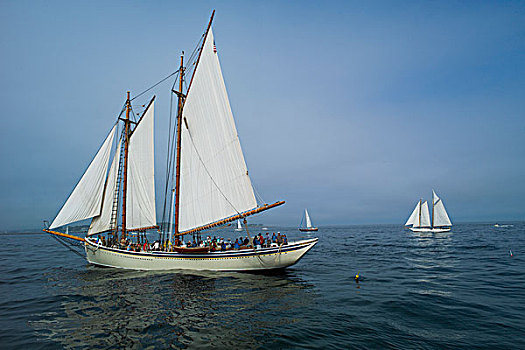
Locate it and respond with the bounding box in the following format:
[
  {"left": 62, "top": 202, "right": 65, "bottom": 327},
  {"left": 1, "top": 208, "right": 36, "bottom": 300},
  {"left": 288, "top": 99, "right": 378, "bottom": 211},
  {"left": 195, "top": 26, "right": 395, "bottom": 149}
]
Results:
[{"left": 0, "top": 223, "right": 524, "bottom": 349}]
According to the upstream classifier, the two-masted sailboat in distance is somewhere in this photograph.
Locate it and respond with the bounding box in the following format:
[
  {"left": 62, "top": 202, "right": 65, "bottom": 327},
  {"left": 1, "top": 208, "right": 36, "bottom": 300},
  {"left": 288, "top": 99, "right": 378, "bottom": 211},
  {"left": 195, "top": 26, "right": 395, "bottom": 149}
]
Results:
[
  {"left": 405, "top": 190, "right": 452, "bottom": 233},
  {"left": 299, "top": 209, "right": 318, "bottom": 232},
  {"left": 43, "top": 11, "right": 318, "bottom": 271}
]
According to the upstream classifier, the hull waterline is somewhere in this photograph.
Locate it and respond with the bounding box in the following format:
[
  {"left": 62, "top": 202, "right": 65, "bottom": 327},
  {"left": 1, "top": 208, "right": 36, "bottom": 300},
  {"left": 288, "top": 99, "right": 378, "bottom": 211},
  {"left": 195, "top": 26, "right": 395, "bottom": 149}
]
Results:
[
  {"left": 299, "top": 228, "right": 318, "bottom": 232},
  {"left": 85, "top": 237, "right": 318, "bottom": 271},
  {"left": 408, "top": 227, "right": 451, "bottom": 233}
]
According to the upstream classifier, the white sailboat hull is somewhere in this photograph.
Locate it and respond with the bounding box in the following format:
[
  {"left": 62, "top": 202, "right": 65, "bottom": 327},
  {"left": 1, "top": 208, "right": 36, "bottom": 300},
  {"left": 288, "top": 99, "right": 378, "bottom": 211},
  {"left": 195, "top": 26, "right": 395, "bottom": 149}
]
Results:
[
  {"left": 409, "top": 227, "right": 451, "bottom": 233},
  {"left": 85, "top": 237, "right": 318, "bottom": 271}
]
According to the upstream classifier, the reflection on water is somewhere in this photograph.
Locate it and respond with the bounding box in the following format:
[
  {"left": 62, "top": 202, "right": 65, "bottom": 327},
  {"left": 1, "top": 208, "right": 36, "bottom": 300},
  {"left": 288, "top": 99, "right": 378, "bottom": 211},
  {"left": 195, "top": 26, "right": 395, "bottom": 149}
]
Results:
[{"left": 31, "top": 268, "right": 316, "bottom": 348}]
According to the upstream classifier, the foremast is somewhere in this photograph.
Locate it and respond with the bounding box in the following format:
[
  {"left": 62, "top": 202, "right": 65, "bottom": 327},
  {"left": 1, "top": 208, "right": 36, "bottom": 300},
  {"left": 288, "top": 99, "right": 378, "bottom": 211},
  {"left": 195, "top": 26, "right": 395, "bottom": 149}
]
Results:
[{"left": 121, "top": 91, "right": 131, "bottom": 240}]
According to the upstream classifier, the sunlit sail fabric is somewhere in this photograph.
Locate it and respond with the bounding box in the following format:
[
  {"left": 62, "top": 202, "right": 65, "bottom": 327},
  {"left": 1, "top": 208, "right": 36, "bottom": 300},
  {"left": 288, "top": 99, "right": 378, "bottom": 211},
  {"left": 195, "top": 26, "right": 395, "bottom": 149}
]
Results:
[
  {"left": 179, "top": 28, "right": 257, "bottom": 232},
  {"left": 126, "top": 102, "right": 157, "bottom": 230},
  {"left": 433, "top": 191, "right": 452, "bottom": 227},
  {"left": 88, "top": 139, "right": 122, "bottom": 235},
  {"left": 305, "top": 209, "right": 313, "bottom": 228},
  {"left": 50, "top": 125, "right": 117, "bottom": 229},
  {"left": 405, "top": 202, "right": 420, "bottom": 226}
]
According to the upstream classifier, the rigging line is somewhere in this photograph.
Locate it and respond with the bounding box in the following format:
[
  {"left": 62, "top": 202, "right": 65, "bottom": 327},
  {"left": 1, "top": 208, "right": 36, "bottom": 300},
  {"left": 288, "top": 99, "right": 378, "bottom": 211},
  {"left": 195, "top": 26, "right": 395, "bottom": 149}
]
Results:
[
  {"left": 130, "top": 69, "right": 179, "bottom": 102},
  {"left": 161, "top": 89, "right": 179, "bottom": 234},
  {"left": 184, "top": 126, "right": 242, "bottom": 215},
  {"left": 252, "top": 184, "right": 265, "bottom": 206},
  {"left": 52, "top": 235, "right": 85, "bottom": 258}
]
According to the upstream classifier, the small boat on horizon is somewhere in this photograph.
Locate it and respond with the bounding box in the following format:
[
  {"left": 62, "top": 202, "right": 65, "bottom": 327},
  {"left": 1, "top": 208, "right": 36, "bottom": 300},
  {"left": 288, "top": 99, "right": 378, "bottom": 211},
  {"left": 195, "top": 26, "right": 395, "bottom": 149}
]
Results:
[
  {"left": 299, "top": 209, "right": 318, "bottom": 232},
  {"left": 405, "top": 190, "right": 452, "bottom": 233},
  {"left": 235, "top": 220, "right": 243, "bottom": 231}
]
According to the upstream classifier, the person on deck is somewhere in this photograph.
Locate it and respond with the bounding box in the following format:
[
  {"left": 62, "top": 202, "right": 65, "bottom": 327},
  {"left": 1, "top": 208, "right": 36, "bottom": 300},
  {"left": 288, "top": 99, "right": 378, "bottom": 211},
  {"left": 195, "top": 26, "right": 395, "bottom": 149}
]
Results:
[
  {"left": 272, "top": 232, "right": 277, "bottom": 243},
  {"left": 234, "top": 239, "right": 240, "bottom": 250},
  {"left": 283, "top": 234, "right": 288, "bottom": 245}
]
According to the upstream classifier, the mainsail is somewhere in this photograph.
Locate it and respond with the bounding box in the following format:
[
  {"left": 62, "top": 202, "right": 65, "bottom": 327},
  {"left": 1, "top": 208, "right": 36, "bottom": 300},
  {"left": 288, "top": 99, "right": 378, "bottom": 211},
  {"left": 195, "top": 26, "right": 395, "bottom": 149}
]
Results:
[
  {"left": 432, "top": 190, "right": 452, "bottom": 227},
  {"left": 126, "top": 101, "right": 157, "bottom": 230},
  {"left": 178, "top": 28, "right": 257, "bottom": 232},
  {"left": 305, "top": 209, "right": 313, "bottom": 228},
  {"left": 88, "top": 139, "right": 122, "bottom": 235},
  {"left": 50, "top": 125, "right": 117, "bottom": 229}
]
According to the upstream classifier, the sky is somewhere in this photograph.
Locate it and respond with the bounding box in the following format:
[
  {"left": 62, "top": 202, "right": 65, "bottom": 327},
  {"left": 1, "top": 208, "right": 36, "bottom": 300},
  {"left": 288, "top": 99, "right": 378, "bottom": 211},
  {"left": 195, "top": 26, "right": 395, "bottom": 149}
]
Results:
[{"left": 1, "top": 1, "right": 524, "bottom": 230}]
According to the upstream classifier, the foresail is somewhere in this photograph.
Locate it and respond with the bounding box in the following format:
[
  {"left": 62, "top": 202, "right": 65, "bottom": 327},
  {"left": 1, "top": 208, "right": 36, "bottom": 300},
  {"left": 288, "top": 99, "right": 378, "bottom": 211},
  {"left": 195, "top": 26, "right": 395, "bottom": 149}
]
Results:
[
  {"left": 88, "top": 138, "right": 122, "bottom": 235},
  {"left": 179, "top": 28, "right": 257, "bottom": 232},
  {"left": 126, "top": 101, "right": 156, "bottom": 230},
  {"left": 305, "top": 209, "right": 312, "bottom": 228},
  {"left": 420, "top": 201, "right": 431, "bottom": 227},
  {"left": 50, "top": 125, "right": 117, "bottom": 229},
  {"left": 405, "top": 202, "right": 420, "bottom": 226}
]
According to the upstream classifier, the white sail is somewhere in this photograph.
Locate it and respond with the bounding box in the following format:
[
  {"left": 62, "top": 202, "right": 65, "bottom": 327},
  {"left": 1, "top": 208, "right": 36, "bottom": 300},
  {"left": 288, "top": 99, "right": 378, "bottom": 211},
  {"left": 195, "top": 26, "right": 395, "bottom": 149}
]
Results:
[
  {"left": 50, "top": 125, "right": 117, "bottom": 229},
  {"left": 237, "top": 220, "right": 242, "bottom": 230},
  {"left": 405, "top": 202, "right": 420, "bottom": 226},
  {"left": 88, "top": 139, "right": 122, "bottom": 235},
  {"left": 178, "top": 28, "right": 257, "bottom": 232},
  {"left": 420, "top": 200, "right": 431, "bottom": 227},
  {"left": 126, "top": 102, "right": 156, "bottom": 230},
  {"left": 433, "top": 191, "right": 452, "bottom": 227},
  {"left": 305, "top": 209, "right": 312, "bottom": 228}
]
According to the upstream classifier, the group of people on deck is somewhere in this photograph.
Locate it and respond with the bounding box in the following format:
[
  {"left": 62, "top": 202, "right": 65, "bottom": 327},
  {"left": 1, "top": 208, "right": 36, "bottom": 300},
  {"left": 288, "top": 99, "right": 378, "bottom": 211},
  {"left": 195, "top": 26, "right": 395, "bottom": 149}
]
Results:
[
  {"left": 175, "top": 232, "right": 289, "bottom": 251},
  {"left": 95, "top": 231, "right": 289, "bottom": 253}
]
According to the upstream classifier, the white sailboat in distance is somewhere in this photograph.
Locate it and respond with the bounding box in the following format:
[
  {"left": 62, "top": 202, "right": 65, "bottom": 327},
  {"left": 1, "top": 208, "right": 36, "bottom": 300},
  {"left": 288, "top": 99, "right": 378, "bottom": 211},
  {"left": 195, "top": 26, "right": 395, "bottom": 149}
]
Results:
[
  {"left": 299, "top": 209, "right": 318, "bottom": 232},
  {"left": 43, "top": 11, "right": 318, "bottom": 271},
  {"left": 405, "top": 190, "right": 452, "bottom": 233},
  {"left": 235, "top": 220, "right": 243, "bottom": 231}
]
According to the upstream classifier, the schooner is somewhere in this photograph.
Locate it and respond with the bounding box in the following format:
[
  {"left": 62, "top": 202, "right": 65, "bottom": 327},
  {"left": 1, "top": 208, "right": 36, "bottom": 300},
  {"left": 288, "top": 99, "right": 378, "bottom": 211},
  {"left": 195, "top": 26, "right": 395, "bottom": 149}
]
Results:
[
  {"left": 405, "top": 190, "right": 452, "bottom": 233},
  {"left": 44, "top": 12, "right": 318, "bottom": 271}
]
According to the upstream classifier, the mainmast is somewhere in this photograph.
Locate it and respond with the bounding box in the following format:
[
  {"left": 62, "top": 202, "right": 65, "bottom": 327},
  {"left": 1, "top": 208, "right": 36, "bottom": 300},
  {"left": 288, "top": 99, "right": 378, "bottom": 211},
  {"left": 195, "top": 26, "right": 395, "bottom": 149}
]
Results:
[
  {"left": 174, "top": 53, "right": 184, "bottom": 237},
  {"left": 121, "top": 91, "right": 131, "bottom": 239},
  {"left": 174, "top": 10, "right": 215, "bottom": 236},
  {"left": 431, "top": 194, "right": 434, "bottom": 229},
  {"left": 418, "top": 199, "right": 422, "bottom": 228}
]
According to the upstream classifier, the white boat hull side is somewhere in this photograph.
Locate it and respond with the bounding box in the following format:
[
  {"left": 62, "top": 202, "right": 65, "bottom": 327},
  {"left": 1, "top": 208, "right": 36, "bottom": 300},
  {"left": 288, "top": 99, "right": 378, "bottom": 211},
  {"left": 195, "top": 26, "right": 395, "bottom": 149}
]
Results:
[
  {"left": 85, "top": 238, "right": 318, "bottom": 271},
  {"left": 409, "top": 227, "right": 451, "bottom": 233}
]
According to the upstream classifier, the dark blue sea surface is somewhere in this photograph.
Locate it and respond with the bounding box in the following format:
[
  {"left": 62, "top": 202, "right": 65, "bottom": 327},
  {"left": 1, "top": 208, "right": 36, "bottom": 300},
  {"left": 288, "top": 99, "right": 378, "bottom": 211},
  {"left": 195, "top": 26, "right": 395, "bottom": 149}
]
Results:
[{"left": 0, "top": 223, "right": 524, "bottom": 349}]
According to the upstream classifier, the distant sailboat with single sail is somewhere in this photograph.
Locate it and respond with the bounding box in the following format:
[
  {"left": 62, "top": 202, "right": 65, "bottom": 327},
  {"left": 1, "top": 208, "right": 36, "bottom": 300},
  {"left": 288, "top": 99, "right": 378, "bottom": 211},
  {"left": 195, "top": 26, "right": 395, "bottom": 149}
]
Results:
[
  {"left": 299, "top": 209, "right": 318, "bottom": 232},
  {"left": 235, "top": 220, "right": 243, "bottom": 231},
  {"left": 405, "top": 190, "right": 452, "bottom": 233}
]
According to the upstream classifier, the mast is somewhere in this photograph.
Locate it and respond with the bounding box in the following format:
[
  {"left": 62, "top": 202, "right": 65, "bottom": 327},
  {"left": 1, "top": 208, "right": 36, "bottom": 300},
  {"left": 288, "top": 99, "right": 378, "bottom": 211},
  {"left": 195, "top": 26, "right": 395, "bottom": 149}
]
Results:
[
  {"left": 186, "top": 10, "right": 215, "bottom": 94},
  {"left": 431, "top": 192, "right": 434, "bottom": 229},
  {"left": 174, "top": 54, "right": 184, "bottom": 236},
  {"left": 121, "top": 91, "right": 131, "bottom": 239},
  {"left": 418, "top": 199, "right": 422, "bottom": 228},
  {"left": 174, "top": 10, "right": 214, "bottom": 236}
]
